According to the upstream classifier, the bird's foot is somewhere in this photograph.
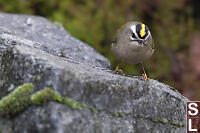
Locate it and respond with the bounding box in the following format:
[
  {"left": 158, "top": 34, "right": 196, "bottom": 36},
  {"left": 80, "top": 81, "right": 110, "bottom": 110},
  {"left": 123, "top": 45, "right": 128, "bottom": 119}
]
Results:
[
  {"left": 115, "top": 66, "right": 123, "bottom": 73},
  {"left": 142, "top": 73, "right": 149, "bottom": 80}
]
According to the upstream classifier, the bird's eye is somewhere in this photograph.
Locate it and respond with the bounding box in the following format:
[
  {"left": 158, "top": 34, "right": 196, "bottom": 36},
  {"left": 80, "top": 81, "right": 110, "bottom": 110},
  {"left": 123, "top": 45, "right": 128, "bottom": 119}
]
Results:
[{"left": 131, "top": 32, "right": 136, "bottom": 39}]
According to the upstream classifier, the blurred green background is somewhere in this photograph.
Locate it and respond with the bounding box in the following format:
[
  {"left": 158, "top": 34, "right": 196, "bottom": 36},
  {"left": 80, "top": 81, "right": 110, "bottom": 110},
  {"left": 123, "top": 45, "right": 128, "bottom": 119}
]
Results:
[{"left": 1, "top": 0, "right": 200, "bottom": 100}]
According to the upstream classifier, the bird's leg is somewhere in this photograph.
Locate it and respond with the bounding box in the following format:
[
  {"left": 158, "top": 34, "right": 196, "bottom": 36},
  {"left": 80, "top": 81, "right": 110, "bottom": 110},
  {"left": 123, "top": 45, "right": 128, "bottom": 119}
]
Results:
[
  {"left": 115, "top": 63, "right": 123, "bottom": 73},
  {"left": 141, "top": 63, "right": 149, "bottom": 80}
]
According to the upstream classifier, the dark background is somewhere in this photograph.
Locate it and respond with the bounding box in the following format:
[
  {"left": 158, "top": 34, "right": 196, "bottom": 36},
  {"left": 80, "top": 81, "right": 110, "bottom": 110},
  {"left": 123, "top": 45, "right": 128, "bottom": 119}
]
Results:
[{"left": 1, "top": 0, "right": 200, "bottom": 100}]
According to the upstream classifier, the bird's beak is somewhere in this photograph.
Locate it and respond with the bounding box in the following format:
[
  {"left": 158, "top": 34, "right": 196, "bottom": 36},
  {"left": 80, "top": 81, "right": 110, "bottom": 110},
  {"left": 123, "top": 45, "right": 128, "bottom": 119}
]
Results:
[
  {"left": 136, "top": 40, "right": 146, "bottom": 45},
  {"left": 141, "top": 40, "right": 148, "bottom": 46},
  {"left": 137, "top": 40, "right": 143, "bottom": 44},
  {"left": 132, "top": 39, "right": 146, "bottom": 45}
]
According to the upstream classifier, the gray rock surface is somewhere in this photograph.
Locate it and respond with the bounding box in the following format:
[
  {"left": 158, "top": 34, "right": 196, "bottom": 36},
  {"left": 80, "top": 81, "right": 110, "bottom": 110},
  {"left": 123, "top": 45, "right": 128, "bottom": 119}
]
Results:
[{"left": 0, "top": 13, "right": 187, "bottom": 133}]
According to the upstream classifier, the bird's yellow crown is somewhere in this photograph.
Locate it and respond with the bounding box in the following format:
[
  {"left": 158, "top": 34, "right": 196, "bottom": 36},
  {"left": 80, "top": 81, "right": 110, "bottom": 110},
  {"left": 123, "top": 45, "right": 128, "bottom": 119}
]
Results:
[{"left": 140, "top": 24, "right": 146, "bottom": 37}]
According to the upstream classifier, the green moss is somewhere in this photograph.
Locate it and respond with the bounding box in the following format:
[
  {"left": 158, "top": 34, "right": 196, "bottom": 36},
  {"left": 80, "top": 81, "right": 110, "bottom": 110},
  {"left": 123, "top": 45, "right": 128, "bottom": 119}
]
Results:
[
  {"left": 0, "top": 83, "right": 33, "bottom": 115},
  {"left": 62, "top": 97, "right": 85, "bottom": 109},
  {"left": 0, "top": 85, "right": 90, "bottom": 115},
  {"left": 0, "top": 84, "right": 186, "bottom": 128},
  {"left": 161, "top": 119, "right": 168, "bottom": 124},
  {"left": 31, "top": 88, "right": 86, "bottom": 109},
  {"left": 112, "top": 112, "right": 124, "bottom": 117},
  {"left": 33, "top": 75, "right": 42, "bottom": 82},
  {"left": 170, "top": 121, "right": 177, "bottom": 125},
  {"left": 112, "top": 112, "right": 119, "bottom": 117},
  {"left": 153, "top": 119, "right": 159, "bottom": 122},
  {"left": 118, "top": 112, "right": 124, "bottom": 117},
  {"left": 169, "top": 121, "right": 184, "bottom": 127},
  {"left": 31, "top": 88, "right": 62, "bottom": 105},
  {"left": 177, "top": 122, "right": 183, "bottom": 127},
  {"left": 88, "top": 106, "right": 98, "bottom": 113},
  {"left": 132, "top": 113, "right": 185, "bottom": 127}
]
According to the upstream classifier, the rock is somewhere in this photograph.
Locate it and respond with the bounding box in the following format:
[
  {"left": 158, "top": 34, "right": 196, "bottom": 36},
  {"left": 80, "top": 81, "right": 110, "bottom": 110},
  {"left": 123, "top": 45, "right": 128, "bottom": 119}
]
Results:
[
  {"left": 0, "top": 13, "right": 187, "bottom": 133},
  {"left": 0, "top": 13, "right": 110, "bottom": 69}
]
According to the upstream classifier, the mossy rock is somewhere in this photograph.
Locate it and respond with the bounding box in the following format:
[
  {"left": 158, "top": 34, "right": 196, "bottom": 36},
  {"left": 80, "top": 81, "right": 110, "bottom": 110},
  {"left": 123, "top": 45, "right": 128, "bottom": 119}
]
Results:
[
  {"left": 0, "top": 83, "right": 33, "bottom": 115},
  {"left": 62, "top": 97, "right": 86, "bottom": 110},
  {"left": 31, "top": 88, "right": 63, "bottom": 105}
]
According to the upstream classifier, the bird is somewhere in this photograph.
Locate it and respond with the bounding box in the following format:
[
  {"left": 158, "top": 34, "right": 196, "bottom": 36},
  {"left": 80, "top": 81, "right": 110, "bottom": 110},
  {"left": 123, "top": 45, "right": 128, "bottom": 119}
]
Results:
[{"left": 111, "top": 21, "right": 154, "bottom": 80}]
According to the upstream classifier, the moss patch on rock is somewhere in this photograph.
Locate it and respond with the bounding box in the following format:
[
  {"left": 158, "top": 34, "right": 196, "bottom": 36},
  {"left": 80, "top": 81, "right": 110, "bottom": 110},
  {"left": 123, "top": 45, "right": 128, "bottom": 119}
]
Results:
[
  {"left": 0, "top": 83, "right": 90, "bottom": 116},
  {"left": 0, "top": 83, "right": 33, "bottom": 115},
  {"left": 161, "top": 119, "right": 169, "bottom": 124},
  {"left": 62, "top": 97, "right": 85, "bottom": 109},
  {"left": 0, "top": 83, "right": 186, "bottom": 128},
  {"left": 31, "top": 88, "right": 86, "bottom": 109},
  {"left": 88, "top": 106, "right": 98, "bottom": 113},
  {"left": 31, "top": 88, "right": 62, "bottom": 105},
  {"left": 132, "top": 113, "right": 185, "bottom": 127},
  {"left": 112, "top": 112, "right": 125, "bottom": 117}
]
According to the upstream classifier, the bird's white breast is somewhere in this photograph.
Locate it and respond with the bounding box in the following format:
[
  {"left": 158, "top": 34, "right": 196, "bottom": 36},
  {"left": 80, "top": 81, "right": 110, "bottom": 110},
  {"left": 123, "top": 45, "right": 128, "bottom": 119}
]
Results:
[{"left": 112, "top": 42, "right": 153, "bottom": 64}]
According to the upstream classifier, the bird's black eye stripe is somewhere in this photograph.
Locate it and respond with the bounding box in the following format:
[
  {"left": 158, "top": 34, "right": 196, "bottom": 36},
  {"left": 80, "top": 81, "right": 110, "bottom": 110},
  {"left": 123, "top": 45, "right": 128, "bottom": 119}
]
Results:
[{"left": 132, "top": 32, "right": 136, "bottom": 39}]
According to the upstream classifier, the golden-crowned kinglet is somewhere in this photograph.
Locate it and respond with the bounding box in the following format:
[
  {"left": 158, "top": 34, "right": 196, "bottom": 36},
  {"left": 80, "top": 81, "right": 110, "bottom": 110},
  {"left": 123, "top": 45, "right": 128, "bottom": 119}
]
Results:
[{"left": 111, "top": 21, "right": 154, "bottom": 80}]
